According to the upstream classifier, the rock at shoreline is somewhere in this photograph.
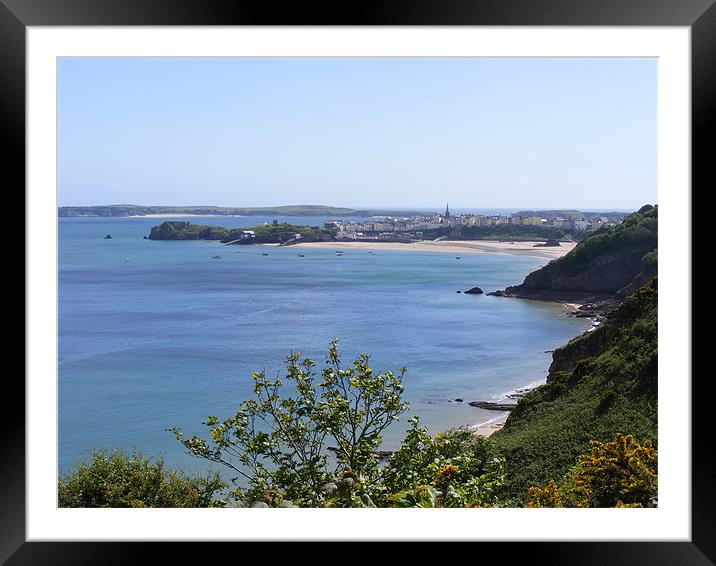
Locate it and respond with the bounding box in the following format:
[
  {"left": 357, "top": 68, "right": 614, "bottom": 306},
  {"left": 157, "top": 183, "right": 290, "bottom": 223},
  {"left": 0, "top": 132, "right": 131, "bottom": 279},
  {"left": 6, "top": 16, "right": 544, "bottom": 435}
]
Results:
[
  {"left": 468, "top": 401, "right": 517, "bottom": 411},
  {"left": 487, "top": 290, "right": 504, "bottom": 297},
  {"left": 454, "top": 398, "right": 464, "bottom": 403},
  {"left": 464, "top": 287, "right": 484, "bottom": 295}
]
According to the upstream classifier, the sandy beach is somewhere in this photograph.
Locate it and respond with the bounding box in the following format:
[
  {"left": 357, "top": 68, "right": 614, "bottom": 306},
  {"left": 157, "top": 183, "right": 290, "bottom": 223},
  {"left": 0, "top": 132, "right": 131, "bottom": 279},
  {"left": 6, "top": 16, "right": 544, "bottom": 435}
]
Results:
[
  {"left": 291, "top": 239, "right": 576, "bottom": 259},
  {"left": 471, "top": 413, "right": 510, "bottom": 437}
]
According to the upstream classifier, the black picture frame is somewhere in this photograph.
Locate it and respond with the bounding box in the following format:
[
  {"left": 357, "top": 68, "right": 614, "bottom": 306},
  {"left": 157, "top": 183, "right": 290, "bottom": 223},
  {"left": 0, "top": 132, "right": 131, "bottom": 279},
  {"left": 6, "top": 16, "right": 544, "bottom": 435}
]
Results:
[{"left": 6, "top": 1, "right": 706, "bottom": 563}]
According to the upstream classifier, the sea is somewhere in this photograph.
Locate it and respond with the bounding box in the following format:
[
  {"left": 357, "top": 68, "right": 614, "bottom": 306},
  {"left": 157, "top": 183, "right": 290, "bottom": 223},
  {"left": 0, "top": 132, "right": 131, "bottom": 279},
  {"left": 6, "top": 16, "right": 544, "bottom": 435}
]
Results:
[{"left": 58, "top": 214, "right": 591, "bottom": 475}]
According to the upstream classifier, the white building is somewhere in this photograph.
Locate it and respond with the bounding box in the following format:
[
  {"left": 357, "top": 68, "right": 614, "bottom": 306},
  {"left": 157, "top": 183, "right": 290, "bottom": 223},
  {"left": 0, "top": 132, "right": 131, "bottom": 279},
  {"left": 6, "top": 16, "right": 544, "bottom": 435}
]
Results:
[{"left": 574, "top": 219, "right": 589, "bottom": 231}]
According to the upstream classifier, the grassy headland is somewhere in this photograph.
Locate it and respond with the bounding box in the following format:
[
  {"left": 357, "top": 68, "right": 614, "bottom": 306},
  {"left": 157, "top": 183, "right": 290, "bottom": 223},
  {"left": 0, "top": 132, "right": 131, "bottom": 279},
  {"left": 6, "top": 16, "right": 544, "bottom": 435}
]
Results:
[{"left": 492, "top": 204, "right": 657, "bottom": 304}]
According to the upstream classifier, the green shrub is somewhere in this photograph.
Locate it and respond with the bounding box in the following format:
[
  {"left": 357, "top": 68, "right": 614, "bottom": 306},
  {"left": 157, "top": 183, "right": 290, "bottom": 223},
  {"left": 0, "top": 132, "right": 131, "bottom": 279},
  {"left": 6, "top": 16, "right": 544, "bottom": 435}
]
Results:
[
  {"left": 525, "top": 434, "right": 657, "bottom": 507},
  {"left": 170, "top": 341, "right": 506, "bottom": 508},
  {"left": 58, "top": 449, "right": 226, "bottom": 508},
  {"left": 381, "top": 419, "right": 504, "bottom": 508}
]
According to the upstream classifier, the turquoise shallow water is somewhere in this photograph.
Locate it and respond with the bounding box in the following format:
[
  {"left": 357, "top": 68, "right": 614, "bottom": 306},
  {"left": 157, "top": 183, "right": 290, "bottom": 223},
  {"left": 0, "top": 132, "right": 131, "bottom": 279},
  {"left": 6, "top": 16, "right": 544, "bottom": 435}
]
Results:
[{"left": 58, "top": 216, "right": 591, "bottom": 474}]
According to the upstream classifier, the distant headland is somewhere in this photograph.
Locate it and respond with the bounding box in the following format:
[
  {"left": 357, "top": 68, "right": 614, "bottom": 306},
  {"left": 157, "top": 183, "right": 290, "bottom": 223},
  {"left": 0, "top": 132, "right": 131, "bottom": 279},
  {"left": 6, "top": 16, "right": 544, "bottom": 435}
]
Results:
[
  {"left": 144, "top": 205, "right": 630, "bottom": 246},
  {"left": 58, "top": 204, "right": 437, "bottom": 218}
]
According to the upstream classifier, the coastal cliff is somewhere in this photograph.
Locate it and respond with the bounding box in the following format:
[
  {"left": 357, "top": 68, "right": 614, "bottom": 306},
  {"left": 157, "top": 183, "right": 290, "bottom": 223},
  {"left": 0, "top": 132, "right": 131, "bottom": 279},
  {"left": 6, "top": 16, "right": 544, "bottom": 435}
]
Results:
[
  {"left": 483, "top": 205, "right": 659, "bottom": 501},
  {"left": 489, "top": 205, "right": 657, "bottom": 310},
  {"left": 493, "top": 277, "right": 658, "bottom": 501}
]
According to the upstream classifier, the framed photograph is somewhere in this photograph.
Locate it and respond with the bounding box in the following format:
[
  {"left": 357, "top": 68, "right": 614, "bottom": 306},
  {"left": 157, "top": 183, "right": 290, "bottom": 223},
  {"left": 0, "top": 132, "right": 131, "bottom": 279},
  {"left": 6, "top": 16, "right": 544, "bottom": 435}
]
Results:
[{"left": 8, "top": 0, "right": 706, "bottom": 562}]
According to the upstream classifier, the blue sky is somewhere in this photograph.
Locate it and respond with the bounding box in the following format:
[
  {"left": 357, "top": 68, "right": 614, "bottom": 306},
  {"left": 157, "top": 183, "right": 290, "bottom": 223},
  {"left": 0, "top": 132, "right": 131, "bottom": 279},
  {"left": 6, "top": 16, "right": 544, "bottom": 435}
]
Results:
[{"left": 58, "top": 58, "right": 657, "bottom": 210}]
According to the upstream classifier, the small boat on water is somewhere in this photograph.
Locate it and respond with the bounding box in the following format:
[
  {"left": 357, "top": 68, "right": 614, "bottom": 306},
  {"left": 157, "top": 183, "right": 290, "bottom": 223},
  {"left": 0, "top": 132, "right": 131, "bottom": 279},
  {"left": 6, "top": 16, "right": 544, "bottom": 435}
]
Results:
[
  {"left": 336, "top": 251, "right": 343, "bottom": 256},
  {"left": 211, "top": 255, "right": 222, "bottom": 259},
  {"left": 298, "top": 253, "right": 305, "bottom": 257},
  {"left": 455, "top": 255, "right": 461, "bottom": 260},
  {"left": 261, "top": 252, "right": 269, "bottom": 256}
]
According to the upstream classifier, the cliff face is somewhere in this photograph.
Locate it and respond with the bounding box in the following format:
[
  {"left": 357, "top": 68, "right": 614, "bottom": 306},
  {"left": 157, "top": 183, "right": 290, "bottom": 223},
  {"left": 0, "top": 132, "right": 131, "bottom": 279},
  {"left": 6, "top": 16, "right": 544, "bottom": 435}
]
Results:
[
  {"left": 545, "top": 275, "right": 657, "bottom": 381},
  {"left": 496, "top": 205, "right": 657, "bottom": 304},
  {"left": 493, "top": 278, "right": 658, "bottom": 501},
  {"left": 546, "top": 325, "right": 609, "bottom": 381}
]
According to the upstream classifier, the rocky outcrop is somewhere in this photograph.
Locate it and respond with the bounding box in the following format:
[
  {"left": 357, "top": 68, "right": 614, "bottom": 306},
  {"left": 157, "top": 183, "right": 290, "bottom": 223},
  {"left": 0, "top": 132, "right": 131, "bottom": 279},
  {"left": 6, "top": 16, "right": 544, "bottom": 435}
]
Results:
[
  {"left": 506, "top": 247, "right": 653, "bottom": 297},
  {"left": 468, "top": 401, "right": 516, "bottom": 411},
  {"left": 546, "top": 277, "right": 657, "bottom": 382},
  {"left": 546, "top": 325, "right": 608, "bottom": 382},
  {"left": 464, "top": 287, "right": 484, "bottom": 295},
  {"left": 489, "top": 206, "right": 657, "bottom": 312}
]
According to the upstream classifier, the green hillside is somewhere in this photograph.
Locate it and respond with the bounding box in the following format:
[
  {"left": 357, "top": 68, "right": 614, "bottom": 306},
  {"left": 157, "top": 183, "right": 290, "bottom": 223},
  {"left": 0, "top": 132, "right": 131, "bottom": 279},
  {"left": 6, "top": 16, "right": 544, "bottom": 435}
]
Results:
[
  {"left": 499, "top": 205, "right": 657, "bottom": 300},
  {"left": 493, "top": 278, "right": 658, "bottom": 503}
]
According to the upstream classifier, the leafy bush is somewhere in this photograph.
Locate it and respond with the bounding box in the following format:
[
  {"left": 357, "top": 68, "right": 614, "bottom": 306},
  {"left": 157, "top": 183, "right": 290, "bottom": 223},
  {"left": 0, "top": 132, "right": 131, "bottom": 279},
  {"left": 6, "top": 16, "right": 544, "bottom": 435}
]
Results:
[
  {"left": 381, "top": 418, "right": 504, "bottom": 508},
  {"left": 525, "top": 434, "right": 657, "bottom": 507},
  {"left": 525, "top": 480, "right": 564, "bottom": 508},
  {"left": 170, "top": 341, "right": 506, "bottom": 508},
  {"left": 170, "top": 339, "right": 409, "bottom": 507},
  {"left": 58, "top": 449, "right": 226, "bottom": 508}
]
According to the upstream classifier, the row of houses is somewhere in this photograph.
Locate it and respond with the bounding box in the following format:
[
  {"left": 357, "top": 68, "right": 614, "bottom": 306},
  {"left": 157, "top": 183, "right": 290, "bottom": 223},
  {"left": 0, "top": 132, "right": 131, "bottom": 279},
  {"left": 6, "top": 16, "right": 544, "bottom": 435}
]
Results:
[{"left": 325, "top": 208, "right": 620, "bottom": 239}]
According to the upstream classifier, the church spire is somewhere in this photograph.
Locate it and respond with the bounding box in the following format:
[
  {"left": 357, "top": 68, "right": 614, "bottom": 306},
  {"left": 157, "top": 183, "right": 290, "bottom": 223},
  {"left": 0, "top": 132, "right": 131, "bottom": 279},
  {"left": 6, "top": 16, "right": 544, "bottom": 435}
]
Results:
[{"left": 445, "top": 203, "right": 450, "bottom": 218}]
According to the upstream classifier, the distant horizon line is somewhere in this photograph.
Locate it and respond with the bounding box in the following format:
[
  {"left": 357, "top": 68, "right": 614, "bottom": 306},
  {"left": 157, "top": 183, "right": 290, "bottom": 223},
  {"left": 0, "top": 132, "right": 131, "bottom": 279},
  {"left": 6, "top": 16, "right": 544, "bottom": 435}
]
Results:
[{"left": 58, "top": 203, "right": 642, "bottom": 212}]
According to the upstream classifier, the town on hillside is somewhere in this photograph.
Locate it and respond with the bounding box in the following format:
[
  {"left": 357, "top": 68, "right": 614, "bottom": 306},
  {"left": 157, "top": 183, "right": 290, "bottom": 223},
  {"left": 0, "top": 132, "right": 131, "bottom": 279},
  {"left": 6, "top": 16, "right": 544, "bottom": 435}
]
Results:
[{"left": 323, "top": 205, "right": 625, "bottom": 242}]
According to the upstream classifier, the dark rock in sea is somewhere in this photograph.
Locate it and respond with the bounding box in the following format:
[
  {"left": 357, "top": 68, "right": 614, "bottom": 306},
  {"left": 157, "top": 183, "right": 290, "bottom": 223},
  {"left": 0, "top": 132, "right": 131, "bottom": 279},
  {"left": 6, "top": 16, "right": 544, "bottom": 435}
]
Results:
[
  {"left": 465, "top": 287, "right": 484, "bottom": 295},
  {"left": 103, "top": 234, "right": 112, "bottom": 239},
  {"left": 468, "top": 401, "right": 517, "bottom": 411},
  {"left": 456, "top": 290, "right": 462, "bottom": 293},
  {"left": 454, "top": 398, "right": 464, "bottom": 403},
  {"left": 487, "top": 290, "right": 505, "bottom": 297},
  {"left": 143, "top": 236, "right": 148, "bottom": 239}
]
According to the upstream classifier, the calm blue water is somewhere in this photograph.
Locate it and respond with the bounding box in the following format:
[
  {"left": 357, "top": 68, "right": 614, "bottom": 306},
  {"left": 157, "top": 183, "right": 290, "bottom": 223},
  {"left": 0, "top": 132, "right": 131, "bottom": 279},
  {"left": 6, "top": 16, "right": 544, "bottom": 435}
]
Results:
[{"left": 59, "top": 216, "right": 591, "bottom": 474}]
